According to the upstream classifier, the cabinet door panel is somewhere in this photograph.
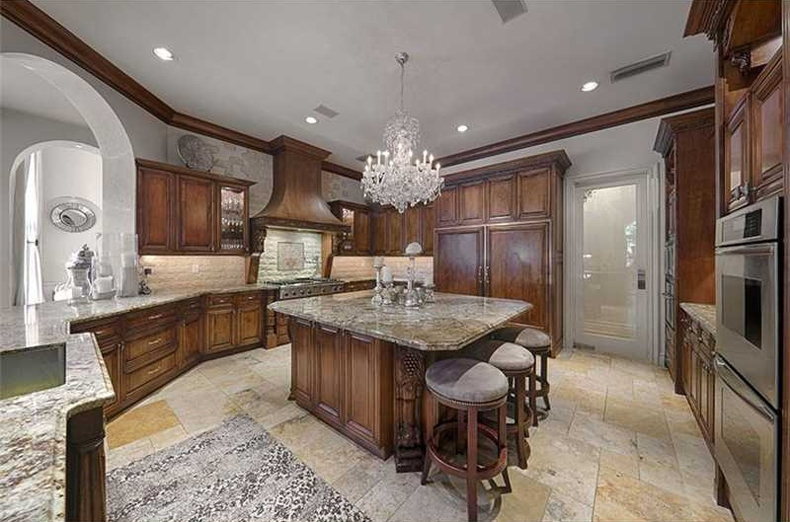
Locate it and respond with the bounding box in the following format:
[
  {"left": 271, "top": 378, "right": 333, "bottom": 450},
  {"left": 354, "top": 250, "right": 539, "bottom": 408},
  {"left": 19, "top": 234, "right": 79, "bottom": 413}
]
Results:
[
  {"left": 290, "top": 318, "right": 313, "bottom": 407},
  {"left": 459, "top": 181, "right": 486, "bottom": 225},
  {"left": 385, "top": 209, "right": 403, "bottom": 254},
  {"left": 372, "top": 211, "right": 388, "bottom": 254},
  {"left": 724, "top": 99, "right": 750, "bottom": 213},
  {"left": 403, "top": 206, "right": 423, "bottom": 249},
  {"left": 355, "top": 210, "right": 371, "bottom": 254},
  {"left": 518, "top": 168, "right": 551, "bottom": 219},
  {"left": 422, "top": 204, "right": 435, "bottom": 255},
  {"left": 436, "top": 186, "right": 459, "bottom": 227},
  {"left": 487, "top": 175, "right": 516, "bottom": 222},
  {"left": 206, "top": 307, "right": 235, "bottom": 352},
  {"left": 237, "top": 303, "right": 262, "bottom": 347},
  {"left": 137, "top": 168, "right": 173, "bottom": 252},
  {"left": 435, "top": 228, "right": 484, "bottom": 295},
  {"left": 103, "top": 345, "right": 122, "bottom": 414},
  {"left": 487, "top": 223, "right": 549, "bottom": 328},
  {"left": 753, "top": 58, "right": 784, "bottom": 199},
  {"left": 177, "top": 175, "right": 215, "bottom": 251},
  {"left": 344, "top": 333, "right": 376, "bottom": 440},
  {"left": 181, "top": 313, "right": 203, "bottom": 366},
  {"left": 314, "top": 325, "right": 344, "bottom": 426}
]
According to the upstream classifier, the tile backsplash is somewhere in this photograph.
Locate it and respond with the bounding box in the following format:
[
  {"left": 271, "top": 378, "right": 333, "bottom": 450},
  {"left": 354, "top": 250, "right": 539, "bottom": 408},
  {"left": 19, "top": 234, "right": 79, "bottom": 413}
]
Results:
[
  {"left": 330, "top": 256, "right": 434, "bottom": 283},
  {"left": 258, "top": 229, "right": 323, "bottom": 281},
  {"left": 140, "top": 255, "right": 246, "bottom": 291}
]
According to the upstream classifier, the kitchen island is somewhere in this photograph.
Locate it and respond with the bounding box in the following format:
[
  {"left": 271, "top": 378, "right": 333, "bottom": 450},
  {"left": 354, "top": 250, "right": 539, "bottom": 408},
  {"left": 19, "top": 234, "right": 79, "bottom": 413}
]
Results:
[{"left": 269, "top": 290, "right": 531, "bottom": 472}]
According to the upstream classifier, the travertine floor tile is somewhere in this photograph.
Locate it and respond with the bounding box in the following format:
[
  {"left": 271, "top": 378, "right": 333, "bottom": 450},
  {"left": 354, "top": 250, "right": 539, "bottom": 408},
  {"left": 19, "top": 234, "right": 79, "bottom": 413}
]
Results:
[
  {"left": 106, "top": 399, "right": 180, "bottom": 449},
  {"left": 542, "top": 490, "right": 593, "bottom": 522}
]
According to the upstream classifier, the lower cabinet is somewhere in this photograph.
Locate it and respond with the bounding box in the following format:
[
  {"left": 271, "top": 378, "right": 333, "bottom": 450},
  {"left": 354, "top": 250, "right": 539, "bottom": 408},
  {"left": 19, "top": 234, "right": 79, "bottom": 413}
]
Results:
[
  {"left": 679, "top": 309, "right": 716, "bottom": 445},
  {"left": 289, "top": 318, "right": 394, "bottom": 458},
  {"left": 71, "top": 289, "right": 272, "bottom": 419}
]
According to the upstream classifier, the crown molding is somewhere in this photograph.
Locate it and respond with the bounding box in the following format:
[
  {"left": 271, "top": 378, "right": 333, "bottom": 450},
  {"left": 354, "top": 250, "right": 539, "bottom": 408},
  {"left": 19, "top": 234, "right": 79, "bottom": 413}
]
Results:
[
  {"left": 321, "top": 161, "right": 362, "bottom": 181},
  {"left": 437, "top": 86, "right": 714, "bottom": 168},
  {"left": 653, "top": 107, "right": 715, "bottom": 157}
]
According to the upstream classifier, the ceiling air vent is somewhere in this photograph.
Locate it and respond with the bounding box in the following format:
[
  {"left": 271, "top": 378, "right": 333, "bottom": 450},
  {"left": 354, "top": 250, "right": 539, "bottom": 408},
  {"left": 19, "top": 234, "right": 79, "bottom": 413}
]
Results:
[
  {"left": 313, "top": 104, "right": 339, "bottom": 118},
  {"left": 610, "top": 52, "right": 671, "bottom": 83},
  {"left": 491, "top": 0, "right": 527, "bottom": 24}
]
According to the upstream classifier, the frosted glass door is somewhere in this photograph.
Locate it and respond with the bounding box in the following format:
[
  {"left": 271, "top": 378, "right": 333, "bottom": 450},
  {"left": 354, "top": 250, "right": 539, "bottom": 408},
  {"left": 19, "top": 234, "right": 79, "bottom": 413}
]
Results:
[{"left": 574, "top": 179, "right": 649, "bottom": 359}]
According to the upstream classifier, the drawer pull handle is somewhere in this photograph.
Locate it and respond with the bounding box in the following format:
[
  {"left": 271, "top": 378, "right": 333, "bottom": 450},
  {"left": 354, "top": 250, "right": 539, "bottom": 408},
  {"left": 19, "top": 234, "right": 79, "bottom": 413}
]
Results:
[
  {"left": 149, "top": 313, "right": 164, "bottom": 320},
  {"left": 148, "top": 337, "right": 163, "bottom": 346},
  {"left": 146, "top": 366, "right": 161, "bottom": 376}
]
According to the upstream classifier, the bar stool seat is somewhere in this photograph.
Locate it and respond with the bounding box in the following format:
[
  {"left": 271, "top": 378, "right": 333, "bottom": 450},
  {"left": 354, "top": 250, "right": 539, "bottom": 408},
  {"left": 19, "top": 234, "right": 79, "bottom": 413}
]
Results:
[
  {"left": 464, "top": 339, "right": 535, "bottom": 469},
  {"left": 492, "top": 325, "right": 552, "bottom": 427},
  {"left": 425, "top": 358, "right": 509, "bottom": 405},
  {"left": 464, "top": 339, "right": 535, "bottom": 371},
  {"left": 422, "top": 358, "right": 511, "bottom": 522}
]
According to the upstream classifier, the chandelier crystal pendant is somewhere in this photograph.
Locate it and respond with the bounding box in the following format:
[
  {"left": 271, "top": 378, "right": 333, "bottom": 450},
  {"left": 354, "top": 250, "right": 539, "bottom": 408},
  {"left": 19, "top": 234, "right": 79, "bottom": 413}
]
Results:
[{"left": 362, "top": 52, "right": 444, "bottom": 213}]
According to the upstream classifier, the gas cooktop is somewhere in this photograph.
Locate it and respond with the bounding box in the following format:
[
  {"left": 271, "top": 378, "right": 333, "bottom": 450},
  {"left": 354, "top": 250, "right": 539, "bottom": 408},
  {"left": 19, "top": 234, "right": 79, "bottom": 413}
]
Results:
[{"left": 263, "top": 277, "right": 346, "bottom": 299}]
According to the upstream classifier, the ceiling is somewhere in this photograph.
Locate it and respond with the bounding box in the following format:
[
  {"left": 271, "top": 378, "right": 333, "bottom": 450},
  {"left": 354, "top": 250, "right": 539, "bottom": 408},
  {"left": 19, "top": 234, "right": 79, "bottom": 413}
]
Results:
[
  {"left": 1, "top": 59, "right": 89, "bottom": 127},
  {"left": 30, "top": 0, "right": 714, "bottom": 169}
]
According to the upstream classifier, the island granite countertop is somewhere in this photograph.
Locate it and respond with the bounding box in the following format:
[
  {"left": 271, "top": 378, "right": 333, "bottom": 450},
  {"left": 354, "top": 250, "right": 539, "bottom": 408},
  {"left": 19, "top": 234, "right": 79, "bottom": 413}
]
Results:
[
  {"left": 269, "top": 290, "right": 532, "bottom": 351},
  {"left": 0, "top": 281, "right": 280, "bottom": 522}
]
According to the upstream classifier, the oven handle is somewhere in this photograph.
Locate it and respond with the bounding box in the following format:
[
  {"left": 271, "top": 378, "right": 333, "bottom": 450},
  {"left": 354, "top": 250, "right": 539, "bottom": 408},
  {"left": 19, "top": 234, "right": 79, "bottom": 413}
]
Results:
[
  {"left": 715, "top": 357, "right": 776, "bottom": 422},
  {"left": 715, "top": 243, "right": 777, "bottom": 257}
]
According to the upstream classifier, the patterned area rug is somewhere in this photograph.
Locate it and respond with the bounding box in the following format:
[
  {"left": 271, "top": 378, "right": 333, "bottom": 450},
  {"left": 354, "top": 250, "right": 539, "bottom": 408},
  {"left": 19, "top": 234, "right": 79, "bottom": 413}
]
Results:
[{"left": 107, "top": 414, "right": 371, "bottom": 522}]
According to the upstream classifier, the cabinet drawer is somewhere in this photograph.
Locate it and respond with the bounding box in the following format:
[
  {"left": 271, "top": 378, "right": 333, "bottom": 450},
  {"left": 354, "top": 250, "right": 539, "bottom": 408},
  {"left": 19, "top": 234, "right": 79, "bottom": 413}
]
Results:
[
  {"left": 180, "top": 297, "right": 203, "bottom": 312},
  {"left": 208, "top": 294, "right": 235, "bottom": 307},
  {"left": 126, "top": 352, "right": 176, "bottom": 394},
  {"left": 125, "top": 305, "right": 177, "bottom": 331},
  {"left": 236, "top": 292, "right": 261, "bottom": 305},
  {"left": 71, "top": 318, "right": 122, "bottom": 348},
  {"left": 126, "top": 327, "right": 176, "bottom": 362}
]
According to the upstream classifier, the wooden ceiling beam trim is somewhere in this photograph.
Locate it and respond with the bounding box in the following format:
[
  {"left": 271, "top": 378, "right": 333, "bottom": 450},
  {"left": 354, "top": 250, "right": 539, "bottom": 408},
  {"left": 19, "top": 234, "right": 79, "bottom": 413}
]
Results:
[
  {"left": 437, "top": 86, "right": 715, "bottom": 168},
  {"left": 169, "top": 112, "right": 271, "bottom": 153},
  {"left": 321, "top": 161, "right": 363, "bottom": 181}
]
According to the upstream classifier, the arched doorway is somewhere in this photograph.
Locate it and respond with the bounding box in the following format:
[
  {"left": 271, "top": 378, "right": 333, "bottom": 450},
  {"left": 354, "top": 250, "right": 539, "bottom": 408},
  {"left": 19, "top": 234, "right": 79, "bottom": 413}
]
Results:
[{"left": 1, "top": 52, "right": 136, "bottom": 306}]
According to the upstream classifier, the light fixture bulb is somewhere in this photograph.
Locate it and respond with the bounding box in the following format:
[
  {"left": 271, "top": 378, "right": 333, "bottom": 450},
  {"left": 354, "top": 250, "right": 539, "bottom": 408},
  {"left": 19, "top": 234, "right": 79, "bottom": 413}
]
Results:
[
  {"left": 153, "top": 47, "right": 174, "bottom": 61},
  {"left": 305, "top": 116, "right": 318, "bottom": 124},
  {"left": 457, "top": 124, "right": 469, "bottom": 133},
  {"left": 581, "top": 81, "right": 599, "bottom": 92}
]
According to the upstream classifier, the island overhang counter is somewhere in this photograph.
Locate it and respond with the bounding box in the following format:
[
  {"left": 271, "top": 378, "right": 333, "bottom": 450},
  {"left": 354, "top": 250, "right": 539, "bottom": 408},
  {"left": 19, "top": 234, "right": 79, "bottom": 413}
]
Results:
[{"left": 268, "top": 290, "right": 532, "bottom": 472}]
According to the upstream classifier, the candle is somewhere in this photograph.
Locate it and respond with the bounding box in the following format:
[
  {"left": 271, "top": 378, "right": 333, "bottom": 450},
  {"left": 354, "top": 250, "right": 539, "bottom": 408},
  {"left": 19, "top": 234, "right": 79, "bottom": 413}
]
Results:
[
  {"left": 373, "top": 256, "right": 384, "bottom": 268},
  {"left": 382, "top": 266, "right": 393, "bottom": 283}
]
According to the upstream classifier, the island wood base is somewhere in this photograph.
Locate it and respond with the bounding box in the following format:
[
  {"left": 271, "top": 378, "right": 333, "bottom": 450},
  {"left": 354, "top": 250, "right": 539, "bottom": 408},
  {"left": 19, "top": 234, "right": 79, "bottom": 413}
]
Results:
[
  {"left": 66, "top": 406, "right": 107, "bottom": 522},
  {"left": 288, "top": 317, "right": 443, "bottom": 471}
]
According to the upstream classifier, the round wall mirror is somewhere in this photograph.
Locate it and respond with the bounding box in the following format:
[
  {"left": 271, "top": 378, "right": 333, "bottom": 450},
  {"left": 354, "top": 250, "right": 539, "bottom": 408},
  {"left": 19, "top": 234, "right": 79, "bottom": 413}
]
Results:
[{"left": 48, "top": 197, "right": 98, "bottom": 233}]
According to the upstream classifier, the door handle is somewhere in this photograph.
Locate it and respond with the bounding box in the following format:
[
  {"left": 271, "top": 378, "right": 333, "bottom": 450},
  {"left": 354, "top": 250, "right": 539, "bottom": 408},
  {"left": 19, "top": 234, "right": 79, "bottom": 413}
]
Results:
[
  {"left": 637, "top": 269, "right": 646, "bottom": 290},
  {"left": 477, "top": 265, "right": 483, "bottom": 284},
  {"left": 485, "top": 266, "right": 490, "bottom": 286}
]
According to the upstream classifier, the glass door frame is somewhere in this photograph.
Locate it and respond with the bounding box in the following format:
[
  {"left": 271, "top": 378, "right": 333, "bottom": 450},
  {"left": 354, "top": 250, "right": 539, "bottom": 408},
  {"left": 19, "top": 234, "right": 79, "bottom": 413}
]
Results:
[{"left": 564, "top": 166, "right": 662, "bottom": 363}]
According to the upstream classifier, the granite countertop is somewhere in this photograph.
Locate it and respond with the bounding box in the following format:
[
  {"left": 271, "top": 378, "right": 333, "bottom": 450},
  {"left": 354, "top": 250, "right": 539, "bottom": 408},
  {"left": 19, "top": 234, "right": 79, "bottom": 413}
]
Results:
[
  {"left": 680, "top": 302, "right": 717, "bottom": 336},
  {"left": 0, "top": 281, "right": 279, "bottom": 522},
  {"left": 269, "top": 290, "right": 531, "bottom": 351}
]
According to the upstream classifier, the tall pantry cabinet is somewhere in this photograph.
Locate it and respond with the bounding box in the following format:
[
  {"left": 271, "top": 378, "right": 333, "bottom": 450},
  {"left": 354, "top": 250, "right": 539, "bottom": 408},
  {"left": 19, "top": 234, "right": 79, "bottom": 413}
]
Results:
[{"left": 433, "top": 150, "right": 570, "bottom": 356}]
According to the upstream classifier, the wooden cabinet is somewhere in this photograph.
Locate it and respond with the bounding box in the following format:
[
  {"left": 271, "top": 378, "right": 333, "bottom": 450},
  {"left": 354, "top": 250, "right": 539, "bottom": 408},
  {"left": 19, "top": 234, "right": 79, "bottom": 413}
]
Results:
[
  {"left": 137, "top": 167, "right": 173, "bottom": 253},
  {"left": 136, "top": 159, "right": 254, "bottom": 255},
  {"left": 329, "top": 201, "right": 372, "bottom": 255},
  {"left": 679, "top": 308, "right": 716, "bottom": 445},
  {"left": 289, "top": 320, "right": 393, "bottom": 458},
  {"left": 206, "top": 304, "right": 235, "bottom": 352},
  {"left": 721, "top": 52, "right": 784, "bottom": 215},
  {"left": 180, "top": 309, "right": 203, "bottom": 366},
  {"left": 488, "top": 223, "right": 550, "bottom": 329},
  {"left": 177, "top": 174, "right": 215, "bottom": 251},
  {"left": 654, "top": 108, "right": 716, "bottom": 394},
  {"left": 368, "top": 203, "right": 433, "bottom": 256},
  {"left": 435, "top": 228, "right": 484, "bottom": 296},
  {"left": 206, "top": 292, "right": 264, "bottom": 352},
  {"left": 314, "top": 324, "right": 344, "bottom": 426},
  {"left": 433, "top": 151, "right": 570, "bottom": 355},
  {"left": 458, "top": 180, "right": 486, "bottom": 225}
]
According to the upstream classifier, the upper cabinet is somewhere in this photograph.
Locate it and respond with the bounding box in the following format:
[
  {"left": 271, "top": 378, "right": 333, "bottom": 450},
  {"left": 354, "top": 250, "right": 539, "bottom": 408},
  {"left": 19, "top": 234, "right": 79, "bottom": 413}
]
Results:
[
  {"left": 723, "top": 52, "right": 784, "bottom": 214},
  {"left": 136, "top": 159, "right": 254, "bottom": 255},
  {"left": 333, "top": 201, "right": 433, "bottom": 256},
  {"left": 329, "top": 201, "right": 372, "bottom": 255}
]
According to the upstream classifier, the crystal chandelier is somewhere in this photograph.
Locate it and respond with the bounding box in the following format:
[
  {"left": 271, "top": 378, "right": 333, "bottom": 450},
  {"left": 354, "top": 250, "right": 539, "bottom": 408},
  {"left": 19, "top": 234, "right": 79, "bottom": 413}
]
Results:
[{"left": 362, "top": 52, "right": 444, "bottom": 213}]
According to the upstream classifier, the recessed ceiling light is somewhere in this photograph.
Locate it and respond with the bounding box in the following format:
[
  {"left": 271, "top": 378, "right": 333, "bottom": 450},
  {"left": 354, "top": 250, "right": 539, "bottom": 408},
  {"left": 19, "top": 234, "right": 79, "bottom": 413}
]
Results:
[
  {"left": 457, "top": 124, "right": 469, "bottom": 133},
  {"left": 305, "top": 116, "right": 318, "bottom": 124},
  {"left": 581, "top": 81, "right": 599, "bottom": 92},
  {"left": 75, "top": 144, "right": 83, "bottom": 149},
  {"left": 153, "top": 47, "right": 174, "bottom": 61}
]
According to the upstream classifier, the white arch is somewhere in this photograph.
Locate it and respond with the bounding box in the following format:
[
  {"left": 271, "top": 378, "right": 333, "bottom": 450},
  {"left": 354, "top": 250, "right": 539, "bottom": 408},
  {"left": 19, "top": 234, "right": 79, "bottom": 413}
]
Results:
[
  {"left": 9, "top": 141, "right": 101, "bottom": 199},
  {"left": 2, "top": 52, "right": 136, "bottom": 307}
]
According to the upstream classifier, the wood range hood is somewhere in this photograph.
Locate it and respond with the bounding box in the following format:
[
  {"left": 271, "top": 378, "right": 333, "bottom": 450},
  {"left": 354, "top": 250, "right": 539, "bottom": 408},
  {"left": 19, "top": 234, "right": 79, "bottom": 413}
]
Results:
[{"left": 250, "top": 136, "right": 350, "bottom": 250}]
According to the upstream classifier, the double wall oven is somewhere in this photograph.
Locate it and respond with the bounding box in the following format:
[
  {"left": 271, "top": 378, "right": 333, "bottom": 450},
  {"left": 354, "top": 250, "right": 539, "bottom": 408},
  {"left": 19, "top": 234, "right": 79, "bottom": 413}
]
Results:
[{"left": 714, "top": 196, "right": 782, "bottom": 522}]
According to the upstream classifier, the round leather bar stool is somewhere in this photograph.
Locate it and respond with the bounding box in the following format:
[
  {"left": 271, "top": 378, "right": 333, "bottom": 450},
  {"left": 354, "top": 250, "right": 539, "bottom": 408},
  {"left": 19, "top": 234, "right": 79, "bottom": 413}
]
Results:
[
  {"left": 464, "top": 339, "right": 535, "bottom": 470},
  {"left": 492, "top": 324, "right": 552, "bottom": 427},
  {"left": 421, "top": 358, "right": 511, "bottom": 522}
]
